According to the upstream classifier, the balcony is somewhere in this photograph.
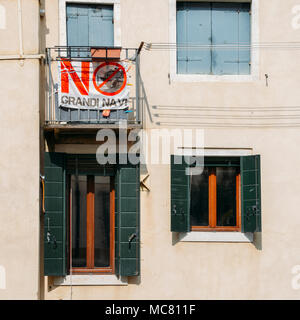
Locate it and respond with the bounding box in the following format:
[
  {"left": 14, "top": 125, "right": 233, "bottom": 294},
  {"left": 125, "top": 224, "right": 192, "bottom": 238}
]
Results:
[{"left": 44, "top": 46, "right": 144, "bottom": 131}]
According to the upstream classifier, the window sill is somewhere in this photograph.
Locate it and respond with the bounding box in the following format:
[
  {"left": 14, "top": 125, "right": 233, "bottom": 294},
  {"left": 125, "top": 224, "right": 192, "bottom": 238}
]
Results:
[
  {"left": 53, "top": 275, "right": 128, "bottom": 286},
  {"left": 171, "top": 74, "right": 258, "bottom": 83},
  {"left": 179, "top": 231, "right": 253, "bottom": 243}
]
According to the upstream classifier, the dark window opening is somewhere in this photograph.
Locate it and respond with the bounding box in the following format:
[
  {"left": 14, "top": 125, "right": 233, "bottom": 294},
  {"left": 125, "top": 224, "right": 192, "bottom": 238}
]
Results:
[
  {"left": 191, "top": 166, "right": 240, "bottom": 231},
  {"left": 69, "top": 174, "right": 115, "bottom": 273}
]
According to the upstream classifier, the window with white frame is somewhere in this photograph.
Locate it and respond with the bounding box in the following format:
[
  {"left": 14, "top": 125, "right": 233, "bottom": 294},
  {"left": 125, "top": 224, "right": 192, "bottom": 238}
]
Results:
[
  {"left": 66, "top": 3, "right": 114, "bottom": 48},
  {"left": 59, "top": 0, "right": 121, "bottom": 48},
  {"left": 176, "top": 1, "right": 251, "bottom": 75}
]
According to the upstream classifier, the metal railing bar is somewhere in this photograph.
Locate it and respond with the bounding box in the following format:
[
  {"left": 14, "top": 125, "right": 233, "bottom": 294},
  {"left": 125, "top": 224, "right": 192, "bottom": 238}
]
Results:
[{"left": 46, "top": 46, "right": 143, "bottom": 125}]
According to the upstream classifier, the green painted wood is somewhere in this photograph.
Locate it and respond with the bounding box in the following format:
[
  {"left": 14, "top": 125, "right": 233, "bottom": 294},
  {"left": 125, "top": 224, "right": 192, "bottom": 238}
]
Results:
[
  {"left": 241, "top": 155, "right": 261, "bottom": 233},
  {"left": 171, "top": 155, "right": 190, "bottom": 232},
  {"left": 115, "top": 161, "right": 140, "bottom": 276},
  {"left": 203, "top": 156, "right": 240, "bottom": 167},
  {"left": 114, "top": 167, "right": 120, "bottom": 276},
  {"left": 44, "top": 152, "right": 67, "bottom": 276},
  {"left": 66, "top": 154, "right": 115, "bottom": 176}
]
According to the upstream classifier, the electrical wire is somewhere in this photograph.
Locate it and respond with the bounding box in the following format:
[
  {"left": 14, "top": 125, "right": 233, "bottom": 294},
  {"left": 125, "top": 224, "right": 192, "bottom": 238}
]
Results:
[
  {"left": 154, "top": 114, "right": 300, "bottom": 120},
  {"left": 155, "top": 121, "right": 300, "bottom": 127},
  {"left": 144, "top": 42, "right": 300, "bottom": 51},
  {"left": 153, "top": 106, "right": 300, "bottom": 111}
]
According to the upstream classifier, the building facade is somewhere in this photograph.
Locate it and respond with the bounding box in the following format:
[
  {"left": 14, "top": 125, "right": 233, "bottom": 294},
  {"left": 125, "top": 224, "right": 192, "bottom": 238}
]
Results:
[{"left": 0, "top": 0, "right": 300, "bottom": 300}]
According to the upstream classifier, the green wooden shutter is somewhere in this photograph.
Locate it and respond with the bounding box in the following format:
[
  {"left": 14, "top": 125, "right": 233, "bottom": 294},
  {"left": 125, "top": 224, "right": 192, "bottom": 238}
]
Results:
[
  {"left": 241, "top": 155, "right": 261, "bottom": 233},
  {"left": 115, "top": 162, "right": 140, "bottom": 276},
  {"left": 44, "top": 152, "right": 67, "bottom": 276},
  {"left": 171, "top": 155, "right": 190, "bottom": 232}
]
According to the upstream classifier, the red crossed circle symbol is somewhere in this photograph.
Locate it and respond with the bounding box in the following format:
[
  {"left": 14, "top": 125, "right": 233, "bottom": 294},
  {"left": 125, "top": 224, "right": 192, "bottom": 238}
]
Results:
[{"left": 92, "top": 62, "right": 127, "bottom": 96}]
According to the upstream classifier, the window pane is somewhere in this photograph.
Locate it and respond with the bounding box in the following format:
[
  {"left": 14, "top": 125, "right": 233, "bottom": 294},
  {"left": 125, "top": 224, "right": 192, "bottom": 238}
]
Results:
[
  {"left": 190, "top": 167, "right": 209, "bottom": 226},
  {"left": 216, "top": 167, "right": 237, "bottom": 227},
  {"left": 71, "top": 175, "right": 87, "bottom": 268},
  {"left": 94, "top": 176, "right": 111, "bottom": 268}
]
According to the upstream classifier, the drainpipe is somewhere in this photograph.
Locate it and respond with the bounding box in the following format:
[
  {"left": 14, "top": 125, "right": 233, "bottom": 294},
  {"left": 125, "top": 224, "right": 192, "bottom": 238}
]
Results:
[
  {"left": 17, "top": 0, "right": 24, "bottom": 56},
  {"left": 0, "top": 0, "right": 44, "bottom": 60}
]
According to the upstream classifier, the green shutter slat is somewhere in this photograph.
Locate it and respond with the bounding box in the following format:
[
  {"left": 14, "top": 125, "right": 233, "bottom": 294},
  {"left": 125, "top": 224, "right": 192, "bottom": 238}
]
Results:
[
  {"left": 171, "top": 155, "right": 190, "bottom": 232},
  {"left": 44, "top": 152, "right": 67, "bottom": 276},
  {"left": 66, "top": 154, "right": 115, "bottom": 176},
  {"left": 115, "top": 161, "right": 140, "bottom": 277},
  {"left": 114, "top": 168, "right": 120, "bottom": 276},
  {"left": 241, "top": 155, "right": 261, "bottom": 233}
]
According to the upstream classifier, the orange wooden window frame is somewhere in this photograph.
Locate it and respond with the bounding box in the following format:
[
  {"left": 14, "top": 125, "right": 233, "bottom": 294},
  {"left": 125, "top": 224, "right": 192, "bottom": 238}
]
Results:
[
  {"left": 191, "top": 168, "right": 241, "bottom": 232},
  {"left": 69, "top": 175, "right": 115, "bottom": 274}
]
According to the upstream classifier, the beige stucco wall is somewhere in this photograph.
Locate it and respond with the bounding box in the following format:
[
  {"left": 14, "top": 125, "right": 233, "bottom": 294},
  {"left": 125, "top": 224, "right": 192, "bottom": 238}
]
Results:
[
  {"left": 0, "top": 0, "right": 41, "bottom": 299},
  {"left": 42, "top": 0, "right": 300, "bottom": 300},
  {"left": 0, "top": 0, "right": 39, "bottom": 55},
  {"left": 1, "top": 0, "right": 300, "bottom": 299},
  {"left": 44, "top": 0, "right": 300, "bottom": 128},
  {"left": 45, "top": 127, "right": 300, "bottom": 300},
  {"left": 0, "top": 59, "right": 40, "bottom": 300}
]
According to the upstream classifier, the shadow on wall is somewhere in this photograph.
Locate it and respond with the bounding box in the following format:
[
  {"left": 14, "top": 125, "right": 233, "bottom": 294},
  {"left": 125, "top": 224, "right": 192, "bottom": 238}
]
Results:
[
  {"left": 39, "top": 0, "right": 49, "bottom": 52},
  {"left": 128, "top": 275, "right": 141, "bottom": 285},
  {"left": 47, "top": 276, "right": 56, "bottom": 292},
  {"left": 139, "top": 68, "right": 153, "bottom": 125},
  {"left": 172, "top": 232, "right": 180, "bottom": 246},
  {"left": 253, "top": 232, "right": 262, "bottom": 250},
  {"left": 151, "top": 104, "right": 300, "bottom": 128}
]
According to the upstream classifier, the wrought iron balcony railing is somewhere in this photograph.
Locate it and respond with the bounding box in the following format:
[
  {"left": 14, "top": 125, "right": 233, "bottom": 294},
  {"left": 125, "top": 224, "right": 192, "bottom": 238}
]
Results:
[{"left": 45, "top": 46, "right": 143, "bottom": 128}]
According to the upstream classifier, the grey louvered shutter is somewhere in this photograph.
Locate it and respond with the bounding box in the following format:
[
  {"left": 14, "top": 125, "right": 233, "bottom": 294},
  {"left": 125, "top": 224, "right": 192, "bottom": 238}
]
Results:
[
  {"left": 171, "top": 155, "right": 190, "bottom": 232},
  {"left": 177, "top": 2, "right": 212, "bottom": 74},
  {"left": 241, "top": 155, "right": 262, "bottom": 233},
  {"left": 44, "top": 152, "right": 67, "bottom": 276},
  {"left": 115, "top": 162, "right": 140, "bottom": 276}
]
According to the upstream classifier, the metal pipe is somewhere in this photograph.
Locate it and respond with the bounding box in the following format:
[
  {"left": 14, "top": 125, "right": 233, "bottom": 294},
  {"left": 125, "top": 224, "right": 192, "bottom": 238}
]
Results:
[
  {"left": 135, "top": 51, "right": 140, "bottom": 124},
  {"left": 17, "top": 0, "right": 24, "bottom": 56},
  {"left": 47, "top": 49, "right": 52, "bottom": 122},
  {"left": 137, "top": 42, "right": 144, "bottom": 55},
  {"left": 0, "top": 54, "right": 45, "bottom": 60},
  {"left": 40, "top": 175, "right": 45, "bottom": 214}
]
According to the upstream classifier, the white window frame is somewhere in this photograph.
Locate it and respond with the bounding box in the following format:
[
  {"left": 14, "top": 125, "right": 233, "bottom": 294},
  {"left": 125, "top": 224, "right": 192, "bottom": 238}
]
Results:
[
  {"left": 179, "top": 232, "right": 253, "bottom": 242},
  {"left": 54, "top": 275, "right": 128, "bottom": 286},
  {"left": 169, "top": 0, "right": 259, "bottom": 82},
  {"left": 59, "top": 0, "right": 121, "bottom": 47}
]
